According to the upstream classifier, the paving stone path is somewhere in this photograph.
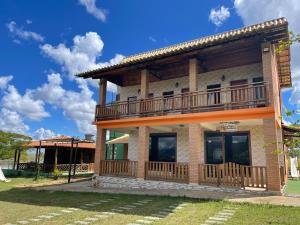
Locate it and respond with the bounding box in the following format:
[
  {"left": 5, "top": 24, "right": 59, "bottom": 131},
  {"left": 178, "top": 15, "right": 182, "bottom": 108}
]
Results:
[
  {"left": 66, "top": 199, "right": 153, "bottom": 225},
  {"left": 4, "top": 197, "right": 119, "bottom": 225},
  {"left": 127, "top": 202, "right": 188, "bottom": 225},
  {"left": 201, "top": 206, "right": 238, "bottom": 225}
]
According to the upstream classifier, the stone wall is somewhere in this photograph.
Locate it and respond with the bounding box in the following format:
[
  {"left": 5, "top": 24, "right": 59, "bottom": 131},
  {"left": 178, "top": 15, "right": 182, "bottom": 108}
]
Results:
[
  {"left": 127, "top": 124, "right": 266, "bottom": 167},
  {"left": 119, "top": 63, "right": 262, "bottom": 101}
]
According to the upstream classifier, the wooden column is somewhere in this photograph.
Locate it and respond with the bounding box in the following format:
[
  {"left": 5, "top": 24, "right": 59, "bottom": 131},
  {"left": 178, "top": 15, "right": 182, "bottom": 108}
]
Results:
[
  {"left": 94, "top": 79, "right": 107, "bottom": 175},
  {"left": 95, "top": 127, "right": 106, "bottom": 175},
  {"left": 99, "top": 78, "right": 107, "bottom": 105},
  {"left": 189, "top": 58, "right": 198, "bottom": 92},
  {"left": 137, "top": 69, "right": 150, "bottom": 179},
  {"left": 54, "top": 145, "right": 58, "bottom": 170},
  {"left": 13, "top": 148, "right": 18, "bottom": 170},
  {"left": 16, "top": 148, "right": 21, "bottom": 171},
  {"left": 140, "top": 69, "right": 149, "bottom": 99}
]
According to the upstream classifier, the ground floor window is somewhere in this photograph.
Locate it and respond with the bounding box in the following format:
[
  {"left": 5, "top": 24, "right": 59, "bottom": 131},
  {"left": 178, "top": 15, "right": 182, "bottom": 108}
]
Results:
[
  {"left": 149, "top": 133, "right": 176, "bottom": 162},
  {"left": 205, "top": 132, "right": 250, "bottom": 165}
]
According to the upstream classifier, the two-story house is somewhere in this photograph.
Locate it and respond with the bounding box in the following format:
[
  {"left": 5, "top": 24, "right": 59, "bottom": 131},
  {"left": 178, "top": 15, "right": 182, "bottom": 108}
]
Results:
[{"left": 78, "top": 18, "right": 291, "bottom": 192}]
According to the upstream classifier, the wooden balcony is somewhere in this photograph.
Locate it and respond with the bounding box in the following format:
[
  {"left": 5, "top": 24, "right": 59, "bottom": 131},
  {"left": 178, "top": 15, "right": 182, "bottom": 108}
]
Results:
[{"left": 95, "top": 82, "right": 269, "bottom": 121}]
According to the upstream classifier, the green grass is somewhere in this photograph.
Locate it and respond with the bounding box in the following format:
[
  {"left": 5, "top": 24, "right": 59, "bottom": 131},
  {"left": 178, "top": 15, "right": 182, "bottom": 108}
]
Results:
[
  {"left": 0, "top": 178, "right": 299, "bottom": 225},
  {"left": 285, "top": 179, "right": 300, "bottom": 195}
]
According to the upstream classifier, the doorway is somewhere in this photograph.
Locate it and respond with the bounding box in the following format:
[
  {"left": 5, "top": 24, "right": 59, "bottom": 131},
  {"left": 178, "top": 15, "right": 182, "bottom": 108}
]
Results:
[{"left": 205, "top": 132, "right": 250, "bottom": 165}]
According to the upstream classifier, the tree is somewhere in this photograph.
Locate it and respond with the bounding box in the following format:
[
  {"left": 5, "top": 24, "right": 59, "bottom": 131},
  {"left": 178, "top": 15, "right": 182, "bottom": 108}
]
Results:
[
  {"left": 276, "top": 31, "right": 300, "bottom": 158},
  {"left": 0, "top": 130, "right": 32, "bottom": 160},
  {"left": 276, "top": 31, "right": 300, "bottom": 53},
  {"left": 281, "top": 109, "right": 300, "bottom": 158}
]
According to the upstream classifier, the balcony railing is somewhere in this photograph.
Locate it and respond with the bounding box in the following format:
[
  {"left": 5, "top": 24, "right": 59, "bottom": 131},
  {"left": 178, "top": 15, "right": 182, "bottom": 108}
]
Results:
[{"left": 96, "top": 82, "right": 269, "bottom": 121}]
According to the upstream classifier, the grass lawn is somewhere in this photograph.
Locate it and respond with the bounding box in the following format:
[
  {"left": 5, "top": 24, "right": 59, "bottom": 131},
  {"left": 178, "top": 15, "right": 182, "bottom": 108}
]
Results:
[
  {"left": 0, "top": 178, "right": 299, "bottom": 225},
  {"left": 285, "top": 179, "right": 300, "bottom": 195}
]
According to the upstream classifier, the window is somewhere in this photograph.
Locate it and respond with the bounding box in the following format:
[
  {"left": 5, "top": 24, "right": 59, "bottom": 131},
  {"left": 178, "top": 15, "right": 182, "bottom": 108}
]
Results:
[
  {"left": 207, "top": 84, "right": 221, "bottom": 105},
  {"left": 149, "top": 134, "right": 176, "bottom": 162},
  {"left": 205, "top": 132, "right": 250, "bottom": 165}
]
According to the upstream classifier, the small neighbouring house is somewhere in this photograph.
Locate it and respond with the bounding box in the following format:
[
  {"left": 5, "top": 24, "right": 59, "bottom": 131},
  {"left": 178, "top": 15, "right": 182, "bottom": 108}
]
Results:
[
  {"left": 17, "top": 135, "right": 95, "bottom": 173},
  {"left": 78, "top": 18, "right": 292, "bottom": 192}
]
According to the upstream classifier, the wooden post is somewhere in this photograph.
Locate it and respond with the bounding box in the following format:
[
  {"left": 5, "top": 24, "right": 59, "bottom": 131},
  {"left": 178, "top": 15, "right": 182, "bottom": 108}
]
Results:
[
  {"left": 54, "top": 144, "right": 58, "bottom": 171},
  {"left": 68, "top": 138, "right": 74, "bottom": 183},
  {"left": 34, "top": 147, "right": 38, "bottom": 171},
  {"left": 35, "top": 141, "right": 42, "bottom": 180},
  {"left": 16, "top": 148, "right": 21, "bottom": 171},
  {"left": 73, "top": 143, "right": 78, "bottom": 176},
  {"left": 13, "top": 148, "right": 18, "bottom": 170}
]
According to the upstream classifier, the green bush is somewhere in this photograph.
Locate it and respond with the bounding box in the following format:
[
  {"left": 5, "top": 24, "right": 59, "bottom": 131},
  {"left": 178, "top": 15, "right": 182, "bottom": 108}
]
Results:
[{"left": 52, "top": 169, "right": 62, "bottom": 180}]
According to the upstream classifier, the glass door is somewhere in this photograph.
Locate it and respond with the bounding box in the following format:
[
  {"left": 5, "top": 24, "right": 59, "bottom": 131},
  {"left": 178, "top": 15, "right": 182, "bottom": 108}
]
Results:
[
  {"left": 205, "top": 133, "right": 223, "bottom": 164},
  {"left": 205, "top": 132, "right": 250, "bottom": 165}
]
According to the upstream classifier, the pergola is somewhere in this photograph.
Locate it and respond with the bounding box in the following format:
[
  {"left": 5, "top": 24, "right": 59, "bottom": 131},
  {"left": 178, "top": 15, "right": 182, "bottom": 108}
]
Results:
[{"left": 15, "top": 136, "right": 95, "bottom": 182}]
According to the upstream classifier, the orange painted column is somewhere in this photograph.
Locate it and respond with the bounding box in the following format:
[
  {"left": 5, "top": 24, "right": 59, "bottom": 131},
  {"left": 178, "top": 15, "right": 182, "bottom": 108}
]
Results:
[{"left": 94, "top": 79, "right": 107, "bottom": 175}]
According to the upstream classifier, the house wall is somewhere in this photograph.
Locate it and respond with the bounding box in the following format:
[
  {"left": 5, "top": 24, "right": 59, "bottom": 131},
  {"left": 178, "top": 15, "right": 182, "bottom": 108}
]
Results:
[
  {"left": 127, "top": 124, "right": 266, "bottom": 166},
  {"left": 119, "top": 63, "right": 263, "bottom": 101}
]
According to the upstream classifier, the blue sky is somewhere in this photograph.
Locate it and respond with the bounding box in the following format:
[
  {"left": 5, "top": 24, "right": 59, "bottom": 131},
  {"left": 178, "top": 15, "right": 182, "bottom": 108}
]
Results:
[{"left": 0, "top": 0, "right": 299, "bottom": 139}]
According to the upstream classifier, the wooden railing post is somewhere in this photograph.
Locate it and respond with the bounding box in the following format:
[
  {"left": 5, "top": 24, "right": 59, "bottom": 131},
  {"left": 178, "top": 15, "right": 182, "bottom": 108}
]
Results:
[{"left": 241, "top": 165, "right": 245, "bottom": 189}]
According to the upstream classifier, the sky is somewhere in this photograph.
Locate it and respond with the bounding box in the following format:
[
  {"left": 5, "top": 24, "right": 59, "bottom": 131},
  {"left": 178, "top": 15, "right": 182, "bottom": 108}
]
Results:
[{"left": 0, "top": 0, "right": 299, "bottom": 140}]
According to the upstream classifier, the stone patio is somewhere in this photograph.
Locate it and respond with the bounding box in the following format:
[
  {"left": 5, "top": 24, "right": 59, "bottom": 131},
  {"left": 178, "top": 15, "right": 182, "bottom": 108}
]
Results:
[{"left": 35, "top": 176, "right": 300, "bottom": 207}]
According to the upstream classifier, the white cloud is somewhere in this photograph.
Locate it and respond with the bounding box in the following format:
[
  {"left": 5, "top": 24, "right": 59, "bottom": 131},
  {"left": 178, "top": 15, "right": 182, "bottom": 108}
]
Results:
[
  {"left": 26, "top": 19, "right": 32, "bottom": 24},
  {"left": 6, "top": 21, "right": 44, "bottom": 42},
  {"left": 234, "top": 0, "right": 300, "bottom": 107},
  {"left": 0, "top": 75, "right": 13, "bottom": 90},
  {"left": 0, "top": 108, "right": 29, "bottom": 134},
  {"left": 79, "top": 0, "right": 107, "bottom": 22},
  {"left": 33, "top": 128, "right": 57, "bottom": 140},
  {"left": 29, "top": 73, "right": 65, "bottom": 104},
  {"left": 30, "top": 73, "right": 96, "bottom": 134},
  {"left": 1, "top": 85, "right": 49, "bottom": 121},
  {"left": 40, "top": 32, "right": 124, "bottom": 92},
  {"left": 209, "top": 6, "right": 230, "bottom": 27},
  {"left": 149, "top": 36, "right": 157, "bottom": 43}
]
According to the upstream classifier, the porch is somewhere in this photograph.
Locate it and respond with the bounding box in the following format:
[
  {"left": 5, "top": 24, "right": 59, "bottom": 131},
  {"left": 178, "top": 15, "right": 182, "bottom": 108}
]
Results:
[{"left": 98, "top": 160, "right": 273, "bottom": 190}]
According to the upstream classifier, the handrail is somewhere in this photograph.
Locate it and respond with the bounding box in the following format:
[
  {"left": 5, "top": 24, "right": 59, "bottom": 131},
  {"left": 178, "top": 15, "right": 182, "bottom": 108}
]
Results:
[{"left": 96, "top": 82, "right": 269, "bottom": 120}]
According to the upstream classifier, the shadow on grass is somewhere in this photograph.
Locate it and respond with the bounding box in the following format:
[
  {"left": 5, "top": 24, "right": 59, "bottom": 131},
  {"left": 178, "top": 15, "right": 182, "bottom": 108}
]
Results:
[{"left": 0, "top": 180, "right": 222, "bottom": 219}]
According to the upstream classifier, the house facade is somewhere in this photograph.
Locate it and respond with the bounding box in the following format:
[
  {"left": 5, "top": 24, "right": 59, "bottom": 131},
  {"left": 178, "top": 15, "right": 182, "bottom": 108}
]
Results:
[{"left": 79, "top": 18, "right": 291, "bottom": 192}]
